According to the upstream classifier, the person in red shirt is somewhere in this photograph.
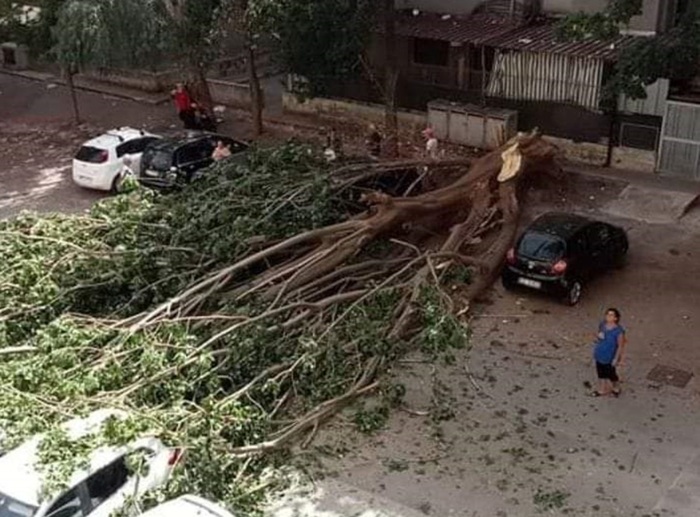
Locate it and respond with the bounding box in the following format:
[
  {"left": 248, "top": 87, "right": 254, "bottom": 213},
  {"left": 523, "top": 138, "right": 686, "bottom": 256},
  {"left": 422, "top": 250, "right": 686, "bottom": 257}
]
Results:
[{"left": 171, "top": 83, "right": 195, "bottom": 129}]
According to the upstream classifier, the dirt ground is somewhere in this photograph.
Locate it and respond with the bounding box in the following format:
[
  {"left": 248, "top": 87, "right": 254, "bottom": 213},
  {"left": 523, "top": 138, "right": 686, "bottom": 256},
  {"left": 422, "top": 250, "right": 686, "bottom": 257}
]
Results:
[
  {"left": 306, "top": 182, "right": 700, "bottom": 517},
  {"left": 2, "top": 72, "right": 700, "bottom": 517}
]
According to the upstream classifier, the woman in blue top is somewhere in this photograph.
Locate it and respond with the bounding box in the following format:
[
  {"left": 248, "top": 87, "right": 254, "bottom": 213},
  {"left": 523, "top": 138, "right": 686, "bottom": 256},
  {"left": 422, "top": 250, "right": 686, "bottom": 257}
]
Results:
[{"left": 592, "top": 308, "right": 627, "bottom": 397}]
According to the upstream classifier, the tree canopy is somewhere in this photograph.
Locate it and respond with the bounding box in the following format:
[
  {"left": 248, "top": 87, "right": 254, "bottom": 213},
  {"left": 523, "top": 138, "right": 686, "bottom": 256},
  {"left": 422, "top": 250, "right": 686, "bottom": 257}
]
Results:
[
  {"left": 252, "top": 0, "right": 376, "bottom": 97},
  {"left": 556, "top": 0, "right": 700, "bottom": 103}
]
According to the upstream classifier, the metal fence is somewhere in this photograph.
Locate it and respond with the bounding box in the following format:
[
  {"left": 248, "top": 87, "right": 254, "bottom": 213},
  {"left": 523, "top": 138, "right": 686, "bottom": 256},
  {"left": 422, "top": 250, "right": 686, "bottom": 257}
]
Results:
[{"left": 658, "top": 100, "right": 700, "bottom": 180}]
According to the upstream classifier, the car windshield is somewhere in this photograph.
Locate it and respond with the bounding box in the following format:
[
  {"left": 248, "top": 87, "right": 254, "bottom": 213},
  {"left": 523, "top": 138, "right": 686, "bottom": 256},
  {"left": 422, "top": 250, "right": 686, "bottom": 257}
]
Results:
[
  {"left": 75, "top": 146, "right": 107, "bottom": 163},
  {"left": 0, "top": 492, "right": 37, "bottom": 517},
  {"left": 518, "top": 232, "right": 565, "bottom": 261},
  {"left": 143, "top": 149, "right": 172, "bottom": 171}
]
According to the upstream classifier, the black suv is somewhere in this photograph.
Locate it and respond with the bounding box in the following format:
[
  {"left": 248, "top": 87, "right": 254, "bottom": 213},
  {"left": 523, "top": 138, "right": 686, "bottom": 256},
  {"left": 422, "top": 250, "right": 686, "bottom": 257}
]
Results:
[
  {"left": 502, "top": 212, "right": 629, "bottom": 305},
  {"left": 139, "top": 133, "right": 248, "bottom": 188}
]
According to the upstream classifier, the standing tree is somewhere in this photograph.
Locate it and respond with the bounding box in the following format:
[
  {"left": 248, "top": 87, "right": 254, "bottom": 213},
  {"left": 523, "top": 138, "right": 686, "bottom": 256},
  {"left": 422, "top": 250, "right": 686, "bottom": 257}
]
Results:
[
  {"left": 161, "top": 0, "right": 227, "bottom": 112},
  {"left": 228, "top": 0, "right": 265, "bottom": 135},
  {"left": 255, "top": 0, "right": 400, "bottom": 152},
  {"left": 52, "top": 0, "right": 101, "bottom": 123},
  {"left": 49, "top": 0, "right": 260, "bottom": 126},
  {"left": 383, "top": 0, "right": 399, "bottom": 157}
]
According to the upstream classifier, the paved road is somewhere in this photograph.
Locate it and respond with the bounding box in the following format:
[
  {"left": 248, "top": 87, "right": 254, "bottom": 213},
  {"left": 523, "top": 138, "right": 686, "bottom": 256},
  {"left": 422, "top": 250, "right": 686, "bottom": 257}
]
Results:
[{"left": 0, "top": 73, "right": 254, "bottom": 218}]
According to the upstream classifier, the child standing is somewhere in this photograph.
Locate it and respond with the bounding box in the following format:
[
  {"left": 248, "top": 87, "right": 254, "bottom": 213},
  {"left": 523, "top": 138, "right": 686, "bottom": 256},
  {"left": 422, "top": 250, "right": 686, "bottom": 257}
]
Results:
[{"left": 592, "top": 308, "right": 627, "bottom": 397}]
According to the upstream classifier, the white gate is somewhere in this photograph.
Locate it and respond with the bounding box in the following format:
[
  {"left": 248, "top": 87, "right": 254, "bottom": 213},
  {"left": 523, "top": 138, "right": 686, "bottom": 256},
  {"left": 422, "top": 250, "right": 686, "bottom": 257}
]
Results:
[{"left": 658, "top": 100, "right": 700, "bottom": 180}]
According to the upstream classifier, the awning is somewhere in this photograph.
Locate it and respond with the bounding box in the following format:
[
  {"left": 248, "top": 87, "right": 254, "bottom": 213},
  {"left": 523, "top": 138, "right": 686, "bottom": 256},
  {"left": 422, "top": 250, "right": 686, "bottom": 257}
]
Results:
[{"left": 483, "top": 20, "right": 642, "bottom": 61}]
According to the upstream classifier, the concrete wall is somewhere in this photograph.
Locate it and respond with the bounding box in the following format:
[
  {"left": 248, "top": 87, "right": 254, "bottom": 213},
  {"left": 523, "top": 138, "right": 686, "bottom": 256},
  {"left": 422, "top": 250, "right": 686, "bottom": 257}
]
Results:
[
  {"left": 283, "top": 92, "right": 656, "bottom": 171},
  {"left": 283, "top": 93, "right": 427, "bottom": 131},
  {"left": 546, "top": 135, "right": 656, "bottom": 171},
  {"left": 207, "top": 78, "right": 252, "bottom": 108},
  {"left": 82, "top": 68, "right": 179, "bottom": 93},
  {"left": 0, "top": 42, "right": 30, "bottom": 70}
]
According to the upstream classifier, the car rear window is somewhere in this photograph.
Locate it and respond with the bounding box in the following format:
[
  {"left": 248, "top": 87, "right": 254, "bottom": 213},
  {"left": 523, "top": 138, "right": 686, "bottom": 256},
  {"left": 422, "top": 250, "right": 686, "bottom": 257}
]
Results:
[
  {"left": 75, "top": 146, "right": 108, "bottom": 163},
  {"left": 142, "top": 149, "right": 173, "bottom": 171},
  {"left": 517, "top": 232, "right": 566, "bottom": 261}
]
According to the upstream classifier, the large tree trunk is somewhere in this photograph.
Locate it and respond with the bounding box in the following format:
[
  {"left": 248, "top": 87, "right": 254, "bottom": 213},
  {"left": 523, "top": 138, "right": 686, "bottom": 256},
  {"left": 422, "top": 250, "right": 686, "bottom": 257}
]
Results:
[
  {"left": 247, "top": 35, "right": 264, "bottom": 136},
  {"left": 133, "top": 131, "right": 559, "bottom": 333},
  {"left": 383, "top": 0, "right": 399, "bottom": 158},
  {"left": 128, "top": 131, "right": 559, "bottom": 453},
  {"left": 190, "top": 66, "right": 214, "bottom": 115}
]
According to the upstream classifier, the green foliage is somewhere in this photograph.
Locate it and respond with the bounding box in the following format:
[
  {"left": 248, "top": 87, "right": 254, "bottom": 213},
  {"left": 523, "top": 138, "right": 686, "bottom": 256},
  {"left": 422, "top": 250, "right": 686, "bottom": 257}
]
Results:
[
  {"left": 0, "top": 142, "right": 466, "bottom": 514},
  {"left": 251, "top": 0, "right": 376, "bottom": 97},
  {"left": 353, "top": 404, "right": 389, "bottom": 434},
  {"left": 533, "top": 488, "right": 570, "bottom": 512},
  {"left": 555, "top": 0, "right": 642, "bottom": 41},
  {"left": 91, "top": 0, "right": 172, "bottom": 70},
  {"left": 51, "top": 0, "right": 101, "bottom": 70},
  {"left": 48, "top": 0, "right": 233, "bottom": 75},
  {"left": 556, "top": 0, "right": 700, "bottom": 104},
  {"left": 417, "top": 287, "right": 469, "bottom": 361}
]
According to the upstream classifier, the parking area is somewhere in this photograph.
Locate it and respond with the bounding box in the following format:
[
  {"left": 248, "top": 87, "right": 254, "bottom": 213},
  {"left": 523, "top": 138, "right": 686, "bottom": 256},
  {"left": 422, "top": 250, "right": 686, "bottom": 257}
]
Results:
[{"left": 311, "top": 194, "right": 700, "bottom": 517}]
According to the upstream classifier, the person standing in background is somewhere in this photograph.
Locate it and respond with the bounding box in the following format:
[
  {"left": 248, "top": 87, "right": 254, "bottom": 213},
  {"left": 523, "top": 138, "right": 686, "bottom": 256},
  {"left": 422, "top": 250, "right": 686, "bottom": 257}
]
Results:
[
  {"left": 171, "top": 83, "right": 196, "bottom": 130},
  {"left": 366, "top": 124, "right": 382, "bottom": 159},
  {"left": 592, "top": 308, "right": 627, "bottom": 397},
  {"left": 422, "top": 126, "right": 439, "bottom": 160}
]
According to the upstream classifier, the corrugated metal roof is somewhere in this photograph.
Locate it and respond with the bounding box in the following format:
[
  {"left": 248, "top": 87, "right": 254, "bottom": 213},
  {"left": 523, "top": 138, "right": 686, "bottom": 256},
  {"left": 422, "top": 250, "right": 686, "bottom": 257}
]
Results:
[
  {"left": 384, "top": 12, "right": 657, "bottom": 61},
  {"left": 482, "top": 20, "right": 640, "bottom": 61},
  {"left": 390, "top": 11, "right": 519, "bottom": 45}
]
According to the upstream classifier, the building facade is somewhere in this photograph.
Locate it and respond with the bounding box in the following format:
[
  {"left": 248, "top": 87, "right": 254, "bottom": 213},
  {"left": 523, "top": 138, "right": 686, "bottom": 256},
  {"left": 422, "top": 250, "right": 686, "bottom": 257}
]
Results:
[
  {"left": 399, "top": 0, "right": 678, "bottom": 34},
  {"left": 326, "top": 0, "right": 694, "bottom": 175}
]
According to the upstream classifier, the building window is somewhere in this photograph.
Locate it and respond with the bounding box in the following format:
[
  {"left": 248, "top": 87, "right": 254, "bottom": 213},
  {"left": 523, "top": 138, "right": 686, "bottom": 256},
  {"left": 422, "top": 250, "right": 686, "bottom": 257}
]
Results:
[
  {"left": 413, "top": 38, "right": 450, "bottom": 67},
  {"left": 619, "top": 123, "right": 660, "bottom": 151}
]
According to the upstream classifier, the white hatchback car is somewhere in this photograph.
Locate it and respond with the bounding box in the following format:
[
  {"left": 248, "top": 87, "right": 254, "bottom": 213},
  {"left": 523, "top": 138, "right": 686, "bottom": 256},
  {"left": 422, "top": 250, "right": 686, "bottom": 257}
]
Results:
[
  {"left": 72, "top": 128, "right": 161, "bottom": 193},
  {"left": 0, "top": 409, "right": 184, "bottom": 517},
  {"left": 140, "top": 495, "right": 235, "bottom": 517}
]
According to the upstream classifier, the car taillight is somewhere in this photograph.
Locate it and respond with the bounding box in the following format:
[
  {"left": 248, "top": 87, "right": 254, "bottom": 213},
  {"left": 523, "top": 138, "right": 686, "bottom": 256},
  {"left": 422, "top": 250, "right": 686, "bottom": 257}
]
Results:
[
  {"left": 168, "top": 448, "right": 184, "bottom": 466},
  {"left": 551, "top": 260, "right": 568, "bottom": 275},
  {"left": 506, "top": 248, "right": 516, "bottom": 265},
  {"left": 97, "top": 150, "right": 109, "bottom": 163}
]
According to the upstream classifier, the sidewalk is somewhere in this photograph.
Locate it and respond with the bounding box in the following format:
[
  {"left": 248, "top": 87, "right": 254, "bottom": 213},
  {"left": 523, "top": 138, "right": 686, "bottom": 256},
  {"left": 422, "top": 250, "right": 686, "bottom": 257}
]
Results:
[
  {"left": 565, "top": 161, "right": 700, "bottom": 195},
  {"left": 3, "top": 66, "right": 699, "bottom": 198},
  {"left": 0, "top": 68, "right": 169, "bottom": 105}
]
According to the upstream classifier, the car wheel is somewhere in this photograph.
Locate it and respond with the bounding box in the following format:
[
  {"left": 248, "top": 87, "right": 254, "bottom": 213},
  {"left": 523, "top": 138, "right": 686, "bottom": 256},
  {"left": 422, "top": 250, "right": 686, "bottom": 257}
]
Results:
[
  {"left": 110, "top": 174, "right": 124, "bottom": 194},
  {"left": 565, "top": 280, "right": 583, "bottom": 306},
  {"left": 502, "top": 274, "right": 516, "bottom": 292}
]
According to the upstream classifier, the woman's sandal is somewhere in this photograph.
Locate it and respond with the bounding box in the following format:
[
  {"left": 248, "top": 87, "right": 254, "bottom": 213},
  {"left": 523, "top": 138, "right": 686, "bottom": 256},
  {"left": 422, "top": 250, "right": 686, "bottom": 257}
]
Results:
[{"left": 611, "top": 389, "right": 621, "bottom": 398}]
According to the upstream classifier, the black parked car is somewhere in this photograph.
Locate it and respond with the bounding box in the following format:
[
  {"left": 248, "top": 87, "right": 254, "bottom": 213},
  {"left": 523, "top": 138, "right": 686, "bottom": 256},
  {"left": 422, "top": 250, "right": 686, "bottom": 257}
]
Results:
[
  {"left": 139, "top": 133, "right": 248, "bottom": 188},
  {"left": 502, "top": 213, "right": 629, "bottom": 305}
]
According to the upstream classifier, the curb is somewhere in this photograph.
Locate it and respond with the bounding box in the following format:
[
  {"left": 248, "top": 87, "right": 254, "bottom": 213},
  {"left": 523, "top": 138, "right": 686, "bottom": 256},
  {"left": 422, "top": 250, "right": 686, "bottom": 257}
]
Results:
[{"left": 0, "top": 68, "right": 169, "bottom": 106}]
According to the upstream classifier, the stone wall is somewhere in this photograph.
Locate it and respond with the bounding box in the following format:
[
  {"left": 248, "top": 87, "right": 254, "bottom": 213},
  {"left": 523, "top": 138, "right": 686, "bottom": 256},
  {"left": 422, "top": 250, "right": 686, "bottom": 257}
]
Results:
[
  {"left": 282, "top": 92, "right": 427, "bottom": 131},
  {"left": 207, "top": 79, "right": 251, "bottom": 108},
  {"left": 82, "top": 68, "right": 179, "bottom": 93}
]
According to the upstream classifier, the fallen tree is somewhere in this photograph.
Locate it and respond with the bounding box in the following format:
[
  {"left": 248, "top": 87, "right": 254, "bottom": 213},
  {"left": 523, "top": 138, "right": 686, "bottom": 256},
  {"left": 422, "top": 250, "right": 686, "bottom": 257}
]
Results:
[{"left": 0, "top": 131, "right": 558, "bottom": 513}]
